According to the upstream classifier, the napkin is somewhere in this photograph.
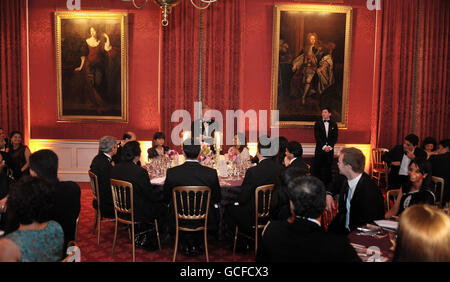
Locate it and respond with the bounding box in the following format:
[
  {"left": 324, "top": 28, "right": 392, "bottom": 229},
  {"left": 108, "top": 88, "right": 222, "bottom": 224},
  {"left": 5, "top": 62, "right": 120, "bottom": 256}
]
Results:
[
  {"left": 374, "top": 220, "right": 398, "bottom": 230},
  {"left": 151, "top": 176, "right": 166, "bottom": 185}
]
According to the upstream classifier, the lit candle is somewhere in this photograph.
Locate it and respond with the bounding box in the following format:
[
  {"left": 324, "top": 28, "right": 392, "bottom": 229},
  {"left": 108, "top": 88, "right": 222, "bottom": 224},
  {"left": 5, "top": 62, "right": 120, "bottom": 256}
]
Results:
[
  {"left": 182, "top": 131, "right": 191, "bottom": 143},
  {"left": 214, "top": 131, "right": 222, "bottom": 149}
]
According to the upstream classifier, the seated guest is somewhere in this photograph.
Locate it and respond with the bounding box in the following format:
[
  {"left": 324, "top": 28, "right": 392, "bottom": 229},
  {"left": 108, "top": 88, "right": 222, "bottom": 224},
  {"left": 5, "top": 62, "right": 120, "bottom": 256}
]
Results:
[
  {"left": 163, "top": 138, "right": 221, "bottom": 256},
  {"left": 257, "top": 176, "right": 360, "bottom": 262},
  {"left": 29, "top": 149, "right": 81, "bottom": 251},
  {"left": 0, "top": 128, "right": 8, "bottom": 152},
  {"left": 90, "top": 136, "right": 117, "bottom": 218},
  {"left": 393, "top": 204, "right": 450, "bottom": 262},
  {"left": 6, "top": 131, "right": 31, "bottom": 181},
  {"left": 226, "top": 136, "right": 280, "bottom": 243},
  {"left": 147, "top": 131, "right": 169, "bottom": 160},
  {"left": 270, "top": 136, "right": 288, "bottom": 168},
  {"left": 429, "top": 139, "right": 450, "bottom": 204},
  {"left": 385, "top": 159, "right": 435, "bottom": 219},
  {"left": 0, "top": 177, "right": 64, "bottom": 262},
  {"left": 227, "top": 133, "right": 250, "bottom": 161},
  {"left": 270, "top": 166, "right": 307, "bottom": 221},
  {"left": 283, "top": 141, "right": 308, "bottom": 174},
  {"left": 111, "top": 141, "right": 166, "bottom": 224},
  {"left": 112, "top": 131, "right": 136, "bottom": 165},
  {"left": 382, "top": 133, "right": 427, "bottom": 189},
  {"left": 0, "top": 151, "right": 10, "bottom": 202},
  {"left": 421, "top": 136, "right": 437, "bottom": 159},
  {"left": 327, "top": 147, "right": 385, "bottom": 234}
]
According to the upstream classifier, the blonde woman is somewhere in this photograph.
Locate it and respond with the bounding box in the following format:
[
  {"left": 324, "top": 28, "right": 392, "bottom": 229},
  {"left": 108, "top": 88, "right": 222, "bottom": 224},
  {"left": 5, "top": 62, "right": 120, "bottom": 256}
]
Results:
[{"left": 394, "top": 204, "right": 450, "bottom": 262}]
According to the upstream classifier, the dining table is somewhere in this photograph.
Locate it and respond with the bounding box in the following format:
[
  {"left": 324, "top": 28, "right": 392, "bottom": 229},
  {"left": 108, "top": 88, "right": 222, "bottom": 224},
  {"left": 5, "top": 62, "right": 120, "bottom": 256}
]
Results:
[{"left": 347, "top": 223, "right": 396, "bottom": 262}]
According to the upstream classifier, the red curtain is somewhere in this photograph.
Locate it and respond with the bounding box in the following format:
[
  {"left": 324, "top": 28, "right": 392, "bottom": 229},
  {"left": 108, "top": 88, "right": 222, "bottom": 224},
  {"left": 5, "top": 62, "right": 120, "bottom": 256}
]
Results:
[
  {"left": 160, "top": 0, "right": 244, "bottom": 147},
  {"left": 375, "top": 0, "right": 450, "bottom": 149},
  {"left": 0, "top": 0, "right": 27, "bottom": 135},
  {"left": 413, "top": 0, "right": 450, "bottom": 140}
]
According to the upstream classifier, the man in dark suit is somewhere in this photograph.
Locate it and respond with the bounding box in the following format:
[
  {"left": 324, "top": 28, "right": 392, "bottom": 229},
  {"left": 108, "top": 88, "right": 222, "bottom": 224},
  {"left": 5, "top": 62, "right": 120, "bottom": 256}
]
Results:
[
  {"left": 191, "top": 104, "right": 218, "bottom": 153},
  {"left": 430, "top": 139, "right": 450, "bottom": 204},
  {"left": 312, "top": 107, "right": 338, "bottom": 186},
  {"left": 29, "top": 149, "right": 81, "bottom": 253},
  {"left": 382, "top": 133, "right": 427, "bottom": 189},
  {"left": 226, "top": 137, "right": 281, "bottom": 247},
  {"left": 112, "top": 131, "right": 136, "bottom": 165},
  {"left": 257, "top": 176, "right": 360, "bottom": 262},
  {"left": 327, "top": 147, "right": 385, "bottom": 234},
  {"left": 163, "top": 139, "right": 221, "bottom": 256},
  {"left": 283, "top": 141, "right": 308, "bottom": 174},
  {"left": 111, "top": 141, "right": 166, "bottom": 224},
  {"left": 90, "top": 136, "right": 118, "bottom": 219}
]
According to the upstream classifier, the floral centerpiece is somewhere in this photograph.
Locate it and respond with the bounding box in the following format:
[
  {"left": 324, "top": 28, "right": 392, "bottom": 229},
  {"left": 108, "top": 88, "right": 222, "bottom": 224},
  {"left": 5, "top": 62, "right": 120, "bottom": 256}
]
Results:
[
  {"left": 165, "top": 149, "right": 179, "bottom": 167},
  {"left": 199, "top": 142, "right": 213, "bottom": 166}
]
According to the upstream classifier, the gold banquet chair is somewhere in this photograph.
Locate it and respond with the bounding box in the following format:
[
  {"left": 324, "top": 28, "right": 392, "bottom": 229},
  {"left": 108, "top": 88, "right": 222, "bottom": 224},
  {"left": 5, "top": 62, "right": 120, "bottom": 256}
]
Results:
[
  {"left": 431, "top": 176, "right": 445, "bottom": 208},
  {"left": 371, "top": 148, "right": 389, "bottom": 188},
  {"left": 172, "top": 186, "right": 211, "bottom": 262},
  {"left": 233, "top": 184, "right": 274, "bottom": 256},
  {"left": 88, "top": 170, "right": 115, "bottom": 245},
  {"left": 110, "top": 179, "right": 162, "bottom": 262},
  {"left": 386, "top": 189, "right": 400, "bottom": 211}
]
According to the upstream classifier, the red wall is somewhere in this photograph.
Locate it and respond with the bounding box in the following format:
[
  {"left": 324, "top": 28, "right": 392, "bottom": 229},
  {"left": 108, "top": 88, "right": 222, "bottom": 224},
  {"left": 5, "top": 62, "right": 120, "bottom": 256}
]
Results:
[
  {"left": 29, "top": 0, "right": 161, "bottom": 140},
  {"left": 29, "top": 0, "right": 376, "bottom": 144}
]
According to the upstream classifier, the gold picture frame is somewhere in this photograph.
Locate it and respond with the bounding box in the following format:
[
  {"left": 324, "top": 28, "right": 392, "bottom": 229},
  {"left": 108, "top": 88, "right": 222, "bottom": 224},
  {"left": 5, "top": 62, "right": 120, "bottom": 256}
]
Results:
[
  {"left": 270, "top": 4, "right": 352, "bottom": 128},
  {"left": 55, "top": 11, "right": 128, "bottom": 122}
]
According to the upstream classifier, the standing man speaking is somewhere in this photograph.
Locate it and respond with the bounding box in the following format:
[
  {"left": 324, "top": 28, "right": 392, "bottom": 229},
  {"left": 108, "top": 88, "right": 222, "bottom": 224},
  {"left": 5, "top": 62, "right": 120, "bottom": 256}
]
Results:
[{"left": 313, "top": 107, "right": 338, "bottom": 186}]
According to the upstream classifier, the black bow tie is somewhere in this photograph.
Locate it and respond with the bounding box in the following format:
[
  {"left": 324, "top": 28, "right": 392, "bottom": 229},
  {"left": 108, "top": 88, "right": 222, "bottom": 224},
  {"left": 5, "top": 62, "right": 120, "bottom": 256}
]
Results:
[{"left": 323, "top": 120, "right": 329, "bottom": 123}]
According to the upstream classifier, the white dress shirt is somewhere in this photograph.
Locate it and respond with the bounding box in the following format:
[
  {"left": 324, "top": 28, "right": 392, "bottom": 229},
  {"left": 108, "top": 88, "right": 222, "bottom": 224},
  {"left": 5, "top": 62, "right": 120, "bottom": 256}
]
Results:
[
  {"left": 399, "top": 154, "right": 411, "bottom": 176},
  {"left": 345, "top": 173, "right": 362, "bottom": 230}
]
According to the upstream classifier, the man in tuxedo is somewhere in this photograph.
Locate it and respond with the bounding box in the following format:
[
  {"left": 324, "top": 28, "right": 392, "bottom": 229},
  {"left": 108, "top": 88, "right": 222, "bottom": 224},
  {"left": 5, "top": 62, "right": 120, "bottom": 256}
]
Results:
[
  {"left": 327, "top": 147, "right": 385, "bottom": 234},
  {"left": 112, "top": 131, "right": 136, "bottom": 165},
  {"left": 382, "top": 133, "right": 427, "bottom": 190},
  {"left": 29, "top": 149, "right": 81, "bottom": 253},
  {"left": 257, "top": 176, "right": 360, "bottom": 262},
  {"left": 163, "top": 139, "right": 221, "bottom": 256},
  {"left": 191, "top": 104, "right": 217, "bottom": 152},
  {"left": 90, "top": 136, "right": 117, "bottom": 218},
  {"left": 111, "top": 141, "right": 166, "bottom": 224},
  {"left": 226, "top": 137, "right": 280, "bottom": 249},
  {"left": 430, "top": 139, "right": 450, "bottom": 203},
  {"left": 312, "top": 107, "right": 338, "bottom": 186},
  {"left": 283, "top": 141, "right": 309, "bottom": 174}
]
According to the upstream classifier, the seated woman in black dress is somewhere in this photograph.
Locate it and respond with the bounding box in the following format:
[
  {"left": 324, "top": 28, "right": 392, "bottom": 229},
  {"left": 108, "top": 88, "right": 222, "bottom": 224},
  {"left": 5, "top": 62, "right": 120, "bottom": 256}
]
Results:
[
  {"left": 385, "top": 159, "right": 435, "bottom": 218},
  {"left": 147, "top": 132, "right": 169, "bottom": 160},
  {"left": 6, "top": 131, "right": 31, "bottom": 181}
]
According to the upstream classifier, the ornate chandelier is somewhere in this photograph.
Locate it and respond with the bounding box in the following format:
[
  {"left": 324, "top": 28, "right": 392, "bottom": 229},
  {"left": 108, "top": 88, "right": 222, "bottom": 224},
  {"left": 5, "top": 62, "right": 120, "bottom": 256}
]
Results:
[{"left": 122, "top": 0, "right": 217, "bottom": 26}]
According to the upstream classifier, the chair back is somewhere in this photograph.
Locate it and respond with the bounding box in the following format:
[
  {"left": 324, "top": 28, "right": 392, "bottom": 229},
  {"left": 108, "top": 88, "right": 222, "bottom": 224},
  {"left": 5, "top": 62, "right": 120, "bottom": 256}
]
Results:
[
  {"left": 255, "top": 184, "right": 275, "bottom": 228},
  {"left": 371, "top": 148, "right": 388, "bottom": 170},
  {"left": 88, "top": 170, "right": 100, "bottom": 211},
  {"left": 386, "top": 189, "right": 400, "bottom": 211},
  {"left": 172, "top": 186, "right": 211, "bottom": 223},
  {"left": 431, "top": 176, "right": 445, "bottom": 207},
  {"left": 110, "top": 179, "right": 135, "bottom": 224}
]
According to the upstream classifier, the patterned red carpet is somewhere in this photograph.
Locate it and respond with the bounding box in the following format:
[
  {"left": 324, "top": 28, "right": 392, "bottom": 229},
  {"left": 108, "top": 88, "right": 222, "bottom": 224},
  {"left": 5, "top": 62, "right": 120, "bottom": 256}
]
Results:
[{"left": 76, "top": 183, "right": 255, "bottom": 262}]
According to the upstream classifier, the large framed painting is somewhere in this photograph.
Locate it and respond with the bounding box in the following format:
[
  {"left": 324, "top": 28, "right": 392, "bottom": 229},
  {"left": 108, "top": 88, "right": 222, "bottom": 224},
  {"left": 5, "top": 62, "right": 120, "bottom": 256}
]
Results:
[
  {"left": 271, "top": 5, "right": 352, "bottom": 128},
  {"left": 55, "top": 12, "right": 128, "bottom": 122}
]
